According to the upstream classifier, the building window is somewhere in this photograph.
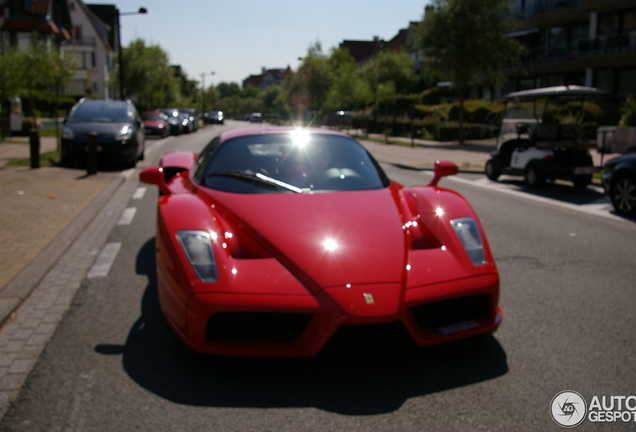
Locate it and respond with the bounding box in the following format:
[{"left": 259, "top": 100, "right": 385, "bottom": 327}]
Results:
[
  {"left": 570, "top": 23, "right": 588, "bottom": 51},
  {"left": 546, "top": 74, "right": 564, "bottom": 87},
  {"left": 595, "top": 70, "right": 615, "bottom": 94},
  {"left": 622, "top": 10, "right": 636, "bottom": 33},
  {"left": 598, "top": 13, "right": 620, "bottom": 36},
  {"left": 617, "top": 69, "right": 636, "bottom": 97}
]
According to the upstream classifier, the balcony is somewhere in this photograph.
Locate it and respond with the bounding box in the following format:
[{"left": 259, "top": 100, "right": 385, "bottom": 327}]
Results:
[{"left": 525, "top": 32, "right": 636, "bottom": 64}]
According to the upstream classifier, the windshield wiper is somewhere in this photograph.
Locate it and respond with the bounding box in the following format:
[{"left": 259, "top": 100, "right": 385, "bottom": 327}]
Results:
[{"left": 207, "top": 170, "right": 303, "bottom": 193}]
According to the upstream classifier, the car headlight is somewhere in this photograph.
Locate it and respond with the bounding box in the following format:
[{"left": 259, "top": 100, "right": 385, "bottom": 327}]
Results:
[
  {"left": 176, "top": 230, "right": 218, "bottom": 282},
  {"left": 116, "top": 125, "right": 133, "bottom": 140},
  {"left": 62, "top": 127, "right": 75, "bottom": 139},
  {"left": 450, "top": 217, "right": 486, "bottom": 266}
]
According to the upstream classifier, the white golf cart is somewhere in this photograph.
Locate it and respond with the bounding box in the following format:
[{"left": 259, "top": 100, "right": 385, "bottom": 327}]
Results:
[{"left": 485, "top": 85, "right": 606, "bottom": 188}]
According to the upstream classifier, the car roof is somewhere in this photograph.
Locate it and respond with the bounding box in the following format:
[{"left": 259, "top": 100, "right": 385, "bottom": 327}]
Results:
[
  {"left": 504, "top": 85, "right": 606, "bottom": 99},
  {"left": 219, "top": 126, "right": 350, "bottom": 143}
]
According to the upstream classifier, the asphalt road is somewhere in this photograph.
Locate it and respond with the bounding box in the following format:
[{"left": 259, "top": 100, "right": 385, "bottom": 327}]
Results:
[{"left": 0, "top": 123, "right": 634, "bottom": 431}]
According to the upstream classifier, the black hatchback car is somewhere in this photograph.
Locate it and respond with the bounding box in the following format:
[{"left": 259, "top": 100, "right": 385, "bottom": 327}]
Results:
[
  {"left": 602, "top": 153, "right": 636, "bottom": 217},
  {"left": 61, "top": 99, "right": 145, "bottom": 167}
]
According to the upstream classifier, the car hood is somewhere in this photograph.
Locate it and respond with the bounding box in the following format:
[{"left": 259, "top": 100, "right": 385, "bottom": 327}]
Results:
[
  {"left": 143, "top": 120, "right": 163, "bottom": 127},
  {"left": 209, "top": 188, "right": 407, "bottom": 291}
]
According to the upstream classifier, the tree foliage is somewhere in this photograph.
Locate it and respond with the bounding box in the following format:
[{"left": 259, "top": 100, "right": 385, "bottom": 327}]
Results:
[
  {"left": 114, "top": 38, "right": 180, "bottom": 111},
  {"left": 361, "top": 49, "right": 415, "bottom": 113},
  {"left": 0, "top": 37, "right": 75, "bottom": 124},
  {"left": 324, "top": 48, "right": 371, "bottom": 111},
  {"left": 417, "top": 0, "right": 525, "bottom": 141}
]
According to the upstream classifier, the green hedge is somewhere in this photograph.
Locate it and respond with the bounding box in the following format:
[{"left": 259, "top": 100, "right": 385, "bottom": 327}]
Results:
[{"left": 351, "top": 116, "right": 498, "bottom": 141}]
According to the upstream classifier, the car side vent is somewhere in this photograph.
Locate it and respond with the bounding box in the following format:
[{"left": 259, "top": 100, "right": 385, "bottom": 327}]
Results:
[{"left": 206, "top": 312, "right": 313, "bottom": 341}]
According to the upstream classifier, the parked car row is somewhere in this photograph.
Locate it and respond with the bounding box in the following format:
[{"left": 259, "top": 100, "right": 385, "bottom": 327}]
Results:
[
  {"left": 203, "top": 110, "right": 224, "bottom": 125},
  {"left": 60, "top": 100, "right": 210, "bottom": 168},
  {"left": 155, "top": 108, "right": 200, "bottom": 136}
]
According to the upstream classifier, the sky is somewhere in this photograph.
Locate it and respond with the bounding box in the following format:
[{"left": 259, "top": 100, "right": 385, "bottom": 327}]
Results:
[{"left": 113, "top": 0, "right": 431, "bottom": 88}]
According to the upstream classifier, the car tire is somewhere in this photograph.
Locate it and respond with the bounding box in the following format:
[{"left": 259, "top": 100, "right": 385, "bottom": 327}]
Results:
[
  {"left": 572, "top": 175, "right": 591, "bottom": 188},
  {"left": 610, "top": 173, "right": 636, "bottom": 217},
  {"left": 485, "top": 159, "right": 500, "bottom": 181},
  {"left": 525, "top": 164, "right": 545, "bottom": 187}
]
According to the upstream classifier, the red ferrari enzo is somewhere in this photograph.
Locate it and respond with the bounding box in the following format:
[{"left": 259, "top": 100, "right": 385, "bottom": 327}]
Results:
[{"left": 140, "top": 127, "right": 502, "bottom": 357}]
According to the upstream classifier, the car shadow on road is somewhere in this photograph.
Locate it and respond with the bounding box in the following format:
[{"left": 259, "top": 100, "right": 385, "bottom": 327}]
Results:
[
  {"left": 495, "top": 177, "right": 610, "bottom": 206},
  {"left": 96, "top": 238, "right": 509, "bottom": 415}
]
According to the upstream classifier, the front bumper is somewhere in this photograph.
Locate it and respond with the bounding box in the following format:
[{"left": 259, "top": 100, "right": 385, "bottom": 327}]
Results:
[
  {"left": 168, "top": 274, "right": 501, "bottom": 357},
  {"left": 61, "top": 138, "right": 138, "bottom": 164}
]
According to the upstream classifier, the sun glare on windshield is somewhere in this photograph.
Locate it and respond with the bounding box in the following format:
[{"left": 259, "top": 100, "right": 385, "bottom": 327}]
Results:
[{"left": 291, "top": 128, "right": 310, "bottom": 148}]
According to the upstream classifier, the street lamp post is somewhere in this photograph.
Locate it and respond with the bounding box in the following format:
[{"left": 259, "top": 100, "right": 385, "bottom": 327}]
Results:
[
  {"left": 117, "top": 7, "right": 147, "bottom": 100},
  {"left": 200, "top": 71, "right": 215, "bottom": 114}
]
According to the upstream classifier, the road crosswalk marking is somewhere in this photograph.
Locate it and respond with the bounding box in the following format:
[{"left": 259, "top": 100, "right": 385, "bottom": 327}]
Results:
[
  {"left": 87, "top": 242, "right": 122, "bottom": 278},
  {"left": 132, "top": 187, "right": 147, "bottom": 200},
  {"left": 117, "top": 207, "right": 137, "bottom": 225}
]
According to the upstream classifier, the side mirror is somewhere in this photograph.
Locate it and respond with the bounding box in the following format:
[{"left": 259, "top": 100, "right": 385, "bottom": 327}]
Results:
[
  {"left": 428, "top": 160, "right": 458, "bottom": 186},
  {"left": 140, "top": 166, "right": 170, "bottom": 195}
]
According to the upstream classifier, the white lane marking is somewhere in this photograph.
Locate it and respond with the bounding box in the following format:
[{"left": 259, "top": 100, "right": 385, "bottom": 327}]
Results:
[
  {"left": 444, "top": 175, "right": 631, "bottom": 224},
  {"left": 117, "top": 207, "right": 137, "bottom": 225},
  {"left": 132, "top": 187, "right": 147, "bottom": 200},
  {"left": 87, "top": 242, "right": 122, "bottom": 278}
]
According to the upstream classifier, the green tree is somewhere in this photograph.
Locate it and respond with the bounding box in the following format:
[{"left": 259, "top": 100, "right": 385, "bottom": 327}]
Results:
[
  {"left": 417, "top": 0, "right": 525, "bottom": 142},
  {"left": 285, "top": 42, "right": 334, "bottom": 125},
  {"left": 216, "top": 82, "right": 242, "bottom": 99},
  {"left": 325, "top": 48, "right": 371, "bottom": 112},
  {"left": 18, "top": 38, "right": 75, "bottom": 127},
  {"left": 361, "top": 49, "right": 415, "bottom": 138},
  {"left": 113, "top": 39, "right": 180, "bottom": 110},
  {"left": 0, "top": 48, "right": 23, "bottom": 137},
  {"left": 202, "top": 85, "right": 219, "bottom": 113}
]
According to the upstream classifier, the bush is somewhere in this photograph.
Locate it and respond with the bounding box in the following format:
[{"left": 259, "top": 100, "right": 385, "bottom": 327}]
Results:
[{"left": 619, "top": 96, "right": 636, "bottom": 127}]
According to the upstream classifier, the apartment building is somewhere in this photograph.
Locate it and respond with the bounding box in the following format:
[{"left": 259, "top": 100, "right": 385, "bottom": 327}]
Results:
[{"left": 507, "top": 0, "right": 636, "bottom": 97}]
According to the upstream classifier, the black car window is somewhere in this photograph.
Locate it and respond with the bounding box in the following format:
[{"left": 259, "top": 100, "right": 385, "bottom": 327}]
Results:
[
  {"left": 193, "top": 136, "right": 221, "bottom": 182},
  {"left": 69, "top": 102, "right": 129, "bottom": 123},
  {"left": 197, "top": 132, "right": 389, "bottom": 193}
]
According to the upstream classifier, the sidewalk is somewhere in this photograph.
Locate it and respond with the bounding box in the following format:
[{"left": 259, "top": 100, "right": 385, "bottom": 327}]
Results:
[{"left": 0, "top": 135, "right": 123, "bottom": 324}]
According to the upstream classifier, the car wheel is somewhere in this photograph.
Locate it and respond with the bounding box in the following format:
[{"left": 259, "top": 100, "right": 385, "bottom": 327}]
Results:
[
  {"left": 525, "top": 164, "right": 545, "bottom": 187},
  {"left": 572, "top": 175, "right": 591, "bottom": 188},
  {"left": 610, "top": 173, "right": 636, "bottom": 217},
  {"left": 485, "top": 159, "right": 500, "bottom": 181}
]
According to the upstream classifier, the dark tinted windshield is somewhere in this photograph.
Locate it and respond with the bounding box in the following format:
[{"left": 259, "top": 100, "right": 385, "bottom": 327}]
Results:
[
  {"left": 69, "top": 102, "right": 130, "bottom": 123},
  {"left": 195, "top": 132, "right": 389, "bottom": 193}
]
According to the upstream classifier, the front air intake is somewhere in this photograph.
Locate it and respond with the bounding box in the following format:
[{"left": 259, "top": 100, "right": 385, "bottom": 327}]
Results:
[{"left": 206, "top": 312, "right": 313, "bottom": 341}]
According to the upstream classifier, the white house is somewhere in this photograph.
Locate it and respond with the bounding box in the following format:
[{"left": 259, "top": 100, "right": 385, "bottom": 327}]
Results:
[{"left": 67, "top": 0, "right": 115, "bottom": 99}]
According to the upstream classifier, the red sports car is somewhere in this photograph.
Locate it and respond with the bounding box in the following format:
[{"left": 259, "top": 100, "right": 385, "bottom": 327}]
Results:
[{"left": 140, "top": 127, "right": 502, "bottom": 357}]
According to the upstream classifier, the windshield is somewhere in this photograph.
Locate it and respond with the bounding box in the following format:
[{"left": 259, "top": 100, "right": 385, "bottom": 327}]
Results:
[
  {"left": 69, "top": 102, "right": 130, "bottom": 123},
  {"left": 142, "top": 113, "right": 163, "bottom": 121},
  {"left": 196, "top": 132, "right": 389, "bottom": 193}
]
